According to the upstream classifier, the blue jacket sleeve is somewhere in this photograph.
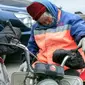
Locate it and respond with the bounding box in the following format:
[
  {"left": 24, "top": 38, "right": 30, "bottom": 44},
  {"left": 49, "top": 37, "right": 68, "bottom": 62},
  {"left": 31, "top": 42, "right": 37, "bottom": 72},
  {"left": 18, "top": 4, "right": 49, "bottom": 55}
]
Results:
[
  {"left": 70, "top": 14, "right": 85, "bottom": 43},
  {"left": 0, "top": 24, "right": 4, "bottom": 31},
  {"left": 27, "top": 24, "right": 39, "bottom": 56}
]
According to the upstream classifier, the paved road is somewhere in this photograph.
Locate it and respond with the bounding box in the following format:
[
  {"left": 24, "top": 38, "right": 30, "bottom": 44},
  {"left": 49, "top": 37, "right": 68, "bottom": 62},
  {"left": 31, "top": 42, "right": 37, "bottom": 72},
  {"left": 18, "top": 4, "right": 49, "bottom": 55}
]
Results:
[
  {"left": 6, "top": 63, "right": 21, "bottom": 77},
  {"left": 6, "top": 62, "right": 21, "bottom": 80}
]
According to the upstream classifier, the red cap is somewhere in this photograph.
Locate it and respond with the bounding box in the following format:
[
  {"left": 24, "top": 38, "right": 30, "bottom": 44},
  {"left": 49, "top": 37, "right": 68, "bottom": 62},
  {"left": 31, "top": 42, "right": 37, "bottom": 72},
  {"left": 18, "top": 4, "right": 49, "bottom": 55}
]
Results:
[{"left": 27, "top": 2, "right": 46, "bottom": 20}]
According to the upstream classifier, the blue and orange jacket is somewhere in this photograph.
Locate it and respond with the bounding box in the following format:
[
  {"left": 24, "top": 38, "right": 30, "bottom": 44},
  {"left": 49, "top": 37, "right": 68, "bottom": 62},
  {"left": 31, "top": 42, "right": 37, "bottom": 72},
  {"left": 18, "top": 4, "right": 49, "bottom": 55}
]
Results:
[{"left": 27, "top": 0, "right": 85, "bottom": 68}]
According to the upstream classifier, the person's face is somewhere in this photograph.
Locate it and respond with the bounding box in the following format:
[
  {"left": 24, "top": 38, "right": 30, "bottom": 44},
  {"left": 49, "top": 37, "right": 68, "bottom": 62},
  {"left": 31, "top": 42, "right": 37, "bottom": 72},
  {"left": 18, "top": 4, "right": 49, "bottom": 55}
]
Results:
[{"left": 37, "top": 12, "right": 54, "bottom": 26}]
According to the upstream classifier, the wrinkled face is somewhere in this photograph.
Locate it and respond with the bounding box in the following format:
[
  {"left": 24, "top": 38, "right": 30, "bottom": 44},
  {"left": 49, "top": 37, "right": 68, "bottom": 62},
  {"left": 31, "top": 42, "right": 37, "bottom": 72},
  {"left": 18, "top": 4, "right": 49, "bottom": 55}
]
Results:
[{"left": 38, "top": 12, "right": 54, "bottom": 26}]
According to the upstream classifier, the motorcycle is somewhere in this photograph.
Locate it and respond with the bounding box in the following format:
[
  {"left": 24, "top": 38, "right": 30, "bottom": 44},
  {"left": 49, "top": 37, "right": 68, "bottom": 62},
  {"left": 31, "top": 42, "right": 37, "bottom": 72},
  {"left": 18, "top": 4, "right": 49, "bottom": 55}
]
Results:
[{"left": 10, "top": 43, "right": 83, "bottom": 85}]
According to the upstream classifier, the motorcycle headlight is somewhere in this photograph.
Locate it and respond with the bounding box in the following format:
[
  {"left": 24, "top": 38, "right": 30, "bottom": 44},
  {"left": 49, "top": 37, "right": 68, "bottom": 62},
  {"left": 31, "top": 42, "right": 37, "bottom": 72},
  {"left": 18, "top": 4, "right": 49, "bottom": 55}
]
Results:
[
  {"left": 37, "top": 79, "right": 58, "bottom": 85},
  {"left": 14, "top": 13, "right": 35, "bottom": 28}
]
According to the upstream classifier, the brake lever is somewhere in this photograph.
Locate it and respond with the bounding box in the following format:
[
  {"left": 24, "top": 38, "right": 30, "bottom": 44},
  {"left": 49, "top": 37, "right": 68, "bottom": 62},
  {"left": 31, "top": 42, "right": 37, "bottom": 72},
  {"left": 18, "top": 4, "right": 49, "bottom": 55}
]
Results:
[{"left": 68, "top": 45, "right": 81, "bottom": 60}]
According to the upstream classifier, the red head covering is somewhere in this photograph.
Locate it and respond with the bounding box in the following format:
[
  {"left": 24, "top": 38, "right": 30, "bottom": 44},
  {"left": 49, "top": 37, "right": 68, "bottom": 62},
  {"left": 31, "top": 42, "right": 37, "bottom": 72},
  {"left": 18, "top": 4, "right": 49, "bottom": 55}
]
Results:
[{"left": 27, "top": 2, "right": 46, "bottom": 20}]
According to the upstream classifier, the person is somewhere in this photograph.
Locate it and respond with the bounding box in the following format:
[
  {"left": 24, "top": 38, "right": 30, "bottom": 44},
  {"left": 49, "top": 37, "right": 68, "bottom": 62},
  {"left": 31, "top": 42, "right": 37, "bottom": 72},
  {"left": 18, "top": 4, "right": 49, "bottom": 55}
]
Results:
[{"left": 19, "top": 0, "right": 85, "bottom": 80}]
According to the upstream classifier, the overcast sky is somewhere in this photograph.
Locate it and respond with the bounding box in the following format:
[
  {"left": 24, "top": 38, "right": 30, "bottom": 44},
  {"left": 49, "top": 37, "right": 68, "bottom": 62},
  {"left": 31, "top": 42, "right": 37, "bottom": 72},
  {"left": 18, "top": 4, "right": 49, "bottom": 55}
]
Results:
[{"left": 49, "top": 0, "right": 85, "bottom": 14}]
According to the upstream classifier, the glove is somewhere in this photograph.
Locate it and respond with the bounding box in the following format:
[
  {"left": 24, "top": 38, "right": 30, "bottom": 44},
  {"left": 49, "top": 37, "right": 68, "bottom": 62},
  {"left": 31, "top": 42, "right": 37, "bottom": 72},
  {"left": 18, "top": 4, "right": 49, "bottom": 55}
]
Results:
[
  {"left": 53, "top": 49, "right": 85, "bottom": 69},
  {"left": 19, "top": 61, "right": 27, "bottom": 72},
  {"left": 78, "top": 37, "right": 85, "bottom": 53}
]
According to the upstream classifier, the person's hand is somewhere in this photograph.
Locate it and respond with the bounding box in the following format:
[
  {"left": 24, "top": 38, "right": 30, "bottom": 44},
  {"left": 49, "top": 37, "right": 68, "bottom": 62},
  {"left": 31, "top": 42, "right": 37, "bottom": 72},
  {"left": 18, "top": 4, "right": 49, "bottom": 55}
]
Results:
[
  {"left": 19, "top": 61, "right": 27, "bottom": 72},
  {"left": 78, "top": 37, "right": 85, "bottom": 54}
]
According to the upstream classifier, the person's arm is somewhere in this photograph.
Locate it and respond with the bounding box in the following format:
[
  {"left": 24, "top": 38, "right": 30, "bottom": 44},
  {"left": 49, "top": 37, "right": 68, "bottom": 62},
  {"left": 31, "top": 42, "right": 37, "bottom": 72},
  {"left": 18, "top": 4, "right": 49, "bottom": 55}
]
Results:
[
  {"left": 0, "top": 24, "right": 4, "bottom": 31},
  {"left": 70, "top": 14, "right": 85, "bottom": 53},
  {"left": 70, "top": 14, "right": 85, "bottom": 43},
  {"left": 19, "top": 24, "right": 39, "bottom": 71},
  {"left": 27, "top": 24, "right": 39, "bottom": 63}
]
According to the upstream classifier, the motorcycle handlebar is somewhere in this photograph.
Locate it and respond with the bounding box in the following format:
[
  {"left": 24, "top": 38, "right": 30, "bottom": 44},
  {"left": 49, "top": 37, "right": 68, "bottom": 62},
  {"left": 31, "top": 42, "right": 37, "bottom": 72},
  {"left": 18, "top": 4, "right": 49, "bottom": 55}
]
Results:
[
  {"left": 0, "top": 43, "right": 34, "bottom": 73},
  {"left": 11, "top": 43, "right": 34, "bottom": 73}
]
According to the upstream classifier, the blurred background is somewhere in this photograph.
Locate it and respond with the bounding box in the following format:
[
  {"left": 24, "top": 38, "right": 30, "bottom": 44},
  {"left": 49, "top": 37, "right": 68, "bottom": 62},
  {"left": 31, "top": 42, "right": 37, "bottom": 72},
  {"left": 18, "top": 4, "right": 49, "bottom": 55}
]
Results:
[
  {"left": 0, "top": 0, "right": 32, "bottom": 7},
  {"left": 0, "top": 0, "right": 85, "bottom": 14}
]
